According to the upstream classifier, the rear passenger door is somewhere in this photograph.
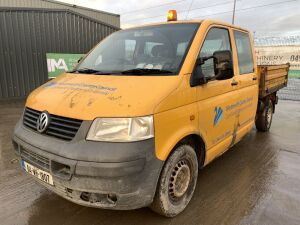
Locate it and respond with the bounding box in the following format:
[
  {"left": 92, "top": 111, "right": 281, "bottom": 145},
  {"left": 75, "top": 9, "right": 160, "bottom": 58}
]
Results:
[{"left": 232, "top": 30, "right": 258, "bottom": 137}]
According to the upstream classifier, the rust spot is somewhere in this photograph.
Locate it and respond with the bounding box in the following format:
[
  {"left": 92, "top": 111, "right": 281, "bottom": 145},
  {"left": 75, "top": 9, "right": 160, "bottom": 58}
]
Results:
[{"left": 190, "top": 115, "right": 195, "bottom": 121}]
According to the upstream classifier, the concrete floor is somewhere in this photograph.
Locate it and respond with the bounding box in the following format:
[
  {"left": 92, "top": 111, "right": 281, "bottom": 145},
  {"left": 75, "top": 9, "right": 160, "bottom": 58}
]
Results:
[{"left": 0, "top": 100, "right": 299, "bottom": 225}]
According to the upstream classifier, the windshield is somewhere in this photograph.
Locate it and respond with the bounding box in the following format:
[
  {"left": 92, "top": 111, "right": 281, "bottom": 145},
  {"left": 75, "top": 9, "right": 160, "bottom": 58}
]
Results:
[{"left": 75, "top": 23, "right": 199, "bottom": 75}]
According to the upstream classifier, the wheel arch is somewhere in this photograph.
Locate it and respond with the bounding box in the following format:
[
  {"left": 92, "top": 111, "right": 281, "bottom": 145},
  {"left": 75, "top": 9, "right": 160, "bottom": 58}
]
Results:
[{"left": 167, "top": 133, "right": 206, "bottom": 169}]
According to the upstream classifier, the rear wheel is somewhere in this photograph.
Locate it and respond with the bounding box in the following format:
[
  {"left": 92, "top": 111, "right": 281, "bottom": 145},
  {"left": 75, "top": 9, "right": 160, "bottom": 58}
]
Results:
[
  {"left": 150, "top": 145, "right": 198, "bottom": 217},
  {"left": 255, "top": 98, "right": 273, "bottom": 132}
]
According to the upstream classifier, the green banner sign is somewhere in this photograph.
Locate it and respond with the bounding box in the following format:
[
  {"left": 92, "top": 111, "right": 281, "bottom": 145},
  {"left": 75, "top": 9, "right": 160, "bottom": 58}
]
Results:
[
  {"left": 288, "top": 70, "right": 300, "bottom": 78},
  {"left": 47, "top": 53, "right": 84, "bottom": 78}
]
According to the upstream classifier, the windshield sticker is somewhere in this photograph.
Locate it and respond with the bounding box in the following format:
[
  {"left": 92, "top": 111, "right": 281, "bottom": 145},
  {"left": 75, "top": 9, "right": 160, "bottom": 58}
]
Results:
[
  {"left": 134, "top": 30, "right": 154, "bottom": 37},
  {"left": 214, "top": 107, "right": 224, "bottom": 126},
  {"left": 44, "top": 81, "right": 117, "bottom": 95}
]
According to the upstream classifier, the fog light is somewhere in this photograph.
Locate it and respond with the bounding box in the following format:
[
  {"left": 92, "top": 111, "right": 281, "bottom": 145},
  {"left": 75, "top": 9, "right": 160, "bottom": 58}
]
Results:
[
  {"left": 80, "top": 192, "right": 90, "bottom": 201},
  {"left": 108, "top": 194, "right": 117, "bottom": 203},
  {"left": 80, "top": 192, "right": 117, "bottom": 205}
]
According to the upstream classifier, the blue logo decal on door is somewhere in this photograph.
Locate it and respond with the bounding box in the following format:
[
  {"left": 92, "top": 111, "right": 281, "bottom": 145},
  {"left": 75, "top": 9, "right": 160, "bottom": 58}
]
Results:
[{"left": 214, "top": 107, "right": 223, "bottom": 126}]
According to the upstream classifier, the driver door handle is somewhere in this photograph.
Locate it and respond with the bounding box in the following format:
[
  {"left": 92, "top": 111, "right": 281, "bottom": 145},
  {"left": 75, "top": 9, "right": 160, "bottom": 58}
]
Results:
[{"left": 231, "top": 80, "right": 238, "bottom": 86}]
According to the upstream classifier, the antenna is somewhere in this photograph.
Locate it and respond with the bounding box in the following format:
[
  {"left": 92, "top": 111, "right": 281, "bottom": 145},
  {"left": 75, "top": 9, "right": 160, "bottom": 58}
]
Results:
[
  {"left": 232, "top": 0, "right": 237, "bottom": 24},
  {"left": 185, "top": 0, "right": 195, "bottom": 20}
]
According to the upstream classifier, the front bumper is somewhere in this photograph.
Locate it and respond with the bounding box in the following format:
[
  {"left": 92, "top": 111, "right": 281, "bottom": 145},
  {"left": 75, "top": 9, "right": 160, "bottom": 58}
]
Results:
[{"left": 12, "top": 119, "right": 164, "bottom": 210}]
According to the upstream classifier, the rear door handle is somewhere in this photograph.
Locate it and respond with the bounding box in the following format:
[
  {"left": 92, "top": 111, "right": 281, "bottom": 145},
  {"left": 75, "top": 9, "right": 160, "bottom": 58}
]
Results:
[
  {"left": 253, "top": 77, "right": 257, "bottom": 80},
  {"left": 231, "top": 80, "right": 238, "bottom": 86}
]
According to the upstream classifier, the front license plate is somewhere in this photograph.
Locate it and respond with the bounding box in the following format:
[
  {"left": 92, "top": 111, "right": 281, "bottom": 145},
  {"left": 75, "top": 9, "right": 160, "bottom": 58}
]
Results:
[{"left": 21, "top": 160, "right": 54, "bottom": 185}]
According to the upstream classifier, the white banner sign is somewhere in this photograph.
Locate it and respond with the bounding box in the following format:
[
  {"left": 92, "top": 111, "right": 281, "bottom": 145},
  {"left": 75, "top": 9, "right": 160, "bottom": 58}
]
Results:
[{"left": 255, "top": 45, "right": 300, "bottom": 71}]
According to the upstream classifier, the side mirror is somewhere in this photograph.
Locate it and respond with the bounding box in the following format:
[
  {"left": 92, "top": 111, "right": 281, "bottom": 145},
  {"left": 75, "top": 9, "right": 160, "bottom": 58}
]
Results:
[
  {"left": 190, "top": 58, "right": 209, "bottom": 87},
  {"left": 213, "top": 50, "right": 233, "bottom": 80}
]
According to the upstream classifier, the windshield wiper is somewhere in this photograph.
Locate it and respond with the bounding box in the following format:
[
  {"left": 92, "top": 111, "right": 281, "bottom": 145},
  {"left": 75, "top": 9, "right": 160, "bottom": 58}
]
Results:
[
  {"left": 70, "top": 68, "right": 115, "bottom": 75},
  {"left": 70, "top": 68, "right": 173, "bottom": 75},
  {"left": 121, "top": 68, "right": 173, "bottom": 75},
  {"left": 70, "top": 68, "right": 100, "bottom": 74}
]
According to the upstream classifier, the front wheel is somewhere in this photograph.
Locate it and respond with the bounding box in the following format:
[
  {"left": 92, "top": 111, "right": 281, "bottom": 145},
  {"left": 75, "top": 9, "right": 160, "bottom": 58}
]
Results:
[
  {"left": 150, "top": 145, "right": 198, "bottom": 217},
  {"left": 255, "top": 99, "right": 273, "bottom": 132}
]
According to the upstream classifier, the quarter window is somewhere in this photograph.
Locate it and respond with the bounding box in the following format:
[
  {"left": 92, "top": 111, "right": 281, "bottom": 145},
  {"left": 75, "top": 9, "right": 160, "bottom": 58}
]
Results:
[{"left": 234, "top": 31, "right": 254, "bottom": 74}]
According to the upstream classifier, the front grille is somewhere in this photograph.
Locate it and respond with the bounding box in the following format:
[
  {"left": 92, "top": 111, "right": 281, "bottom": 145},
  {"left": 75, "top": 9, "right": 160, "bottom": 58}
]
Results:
[
  {"left": 23, "top": 107, "right": 82, "bottom": 141},
  {"left": 20, "top": 147, "right": 50, "bottom": 171}
]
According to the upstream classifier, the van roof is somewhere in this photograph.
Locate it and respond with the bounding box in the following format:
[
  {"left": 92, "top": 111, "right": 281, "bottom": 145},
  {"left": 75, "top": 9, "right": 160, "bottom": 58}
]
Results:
[{"left": 125, "top": 19, "right": 250, "bottom": 33}]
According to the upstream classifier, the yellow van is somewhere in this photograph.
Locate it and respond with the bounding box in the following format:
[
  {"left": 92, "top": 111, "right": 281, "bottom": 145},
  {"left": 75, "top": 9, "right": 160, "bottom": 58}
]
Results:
[{"left": 13, "top": 12, "right": 289, "bottom": 217}]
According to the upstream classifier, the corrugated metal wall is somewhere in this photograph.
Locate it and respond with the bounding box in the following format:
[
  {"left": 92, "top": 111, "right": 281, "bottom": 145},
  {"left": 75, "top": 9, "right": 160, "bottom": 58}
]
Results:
[
  {"left": 0, "top": 8, "right": 119, "bottom": 99},
  {"left": 0, "top": 0, "right": 120, "bottom": 27}
]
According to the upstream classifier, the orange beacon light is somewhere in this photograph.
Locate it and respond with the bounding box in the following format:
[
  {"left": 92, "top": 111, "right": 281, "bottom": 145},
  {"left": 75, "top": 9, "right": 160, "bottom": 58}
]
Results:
[{"left": 167, "top": 10, "right": 177, "bottom": 22}]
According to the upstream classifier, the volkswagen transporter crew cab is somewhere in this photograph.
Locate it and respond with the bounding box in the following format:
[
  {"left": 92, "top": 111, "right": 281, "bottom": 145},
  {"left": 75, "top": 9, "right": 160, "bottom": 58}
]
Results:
[{"left": 13, "top": 14, "right": 289, "bottom": 217}]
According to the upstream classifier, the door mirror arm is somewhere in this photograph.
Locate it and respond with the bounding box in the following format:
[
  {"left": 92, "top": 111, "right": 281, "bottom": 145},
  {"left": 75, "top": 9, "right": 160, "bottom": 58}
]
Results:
[
  {"left": 190, "top": 57, "right": 212, "bottom": 87},
  {"left": 195, "top": 55, "right": 215, "bottom": 66}
]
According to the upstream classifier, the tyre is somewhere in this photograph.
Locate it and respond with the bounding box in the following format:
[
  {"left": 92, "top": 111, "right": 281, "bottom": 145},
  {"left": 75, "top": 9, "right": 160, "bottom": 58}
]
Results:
[
  {"left": 255, "top": 98, "right": 273, "bottom": 132},
  {"left": 150, "top": 145, "right": 198, "bottom": 217}
]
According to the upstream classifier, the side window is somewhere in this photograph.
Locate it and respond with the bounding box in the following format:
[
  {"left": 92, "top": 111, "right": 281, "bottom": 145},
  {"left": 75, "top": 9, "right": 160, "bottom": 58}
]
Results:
[
  {"left": 199, "top": 28, "right": 232, "bottom": 79},
  {"left": 234, "top": 31, "right": 254, "bottom": 74}
]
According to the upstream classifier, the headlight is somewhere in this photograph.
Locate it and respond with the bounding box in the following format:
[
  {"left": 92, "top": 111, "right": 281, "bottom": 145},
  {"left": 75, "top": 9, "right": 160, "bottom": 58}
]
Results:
[{"left": 86, "top": 116, "right": 154, "bottom": 142}]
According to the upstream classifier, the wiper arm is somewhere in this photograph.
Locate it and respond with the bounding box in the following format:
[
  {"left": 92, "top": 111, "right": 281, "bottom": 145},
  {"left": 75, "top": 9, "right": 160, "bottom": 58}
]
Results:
[
  {"left": 121, "top": 68, "right": 173, "bottom": 75},
  {"left": 70, "top": 68, "right": 101, "bottom": 74},
  {"left": 70, "top": 68, "right": 114, "bottom": 75}
]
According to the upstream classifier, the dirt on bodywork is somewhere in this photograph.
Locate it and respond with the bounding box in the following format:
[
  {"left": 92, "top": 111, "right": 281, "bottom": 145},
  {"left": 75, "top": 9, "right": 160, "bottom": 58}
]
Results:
[{"left": 0, "top": 100, "right": 300, "bottom": 225}]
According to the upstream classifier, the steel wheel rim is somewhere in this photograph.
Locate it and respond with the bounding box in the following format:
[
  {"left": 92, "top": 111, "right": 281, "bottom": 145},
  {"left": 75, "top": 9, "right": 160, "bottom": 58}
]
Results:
[
  {"left": 168, "top": 160, "right": 191, "bottom": 200},
  {"left": 267, "top": 106, "right": 272, "bottom": 124}
]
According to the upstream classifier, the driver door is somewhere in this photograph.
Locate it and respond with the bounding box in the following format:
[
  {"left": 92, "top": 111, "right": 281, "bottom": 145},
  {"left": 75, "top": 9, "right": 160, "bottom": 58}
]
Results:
[{"left": 196, "top": 26, "right": 240, "bottom": 163}]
